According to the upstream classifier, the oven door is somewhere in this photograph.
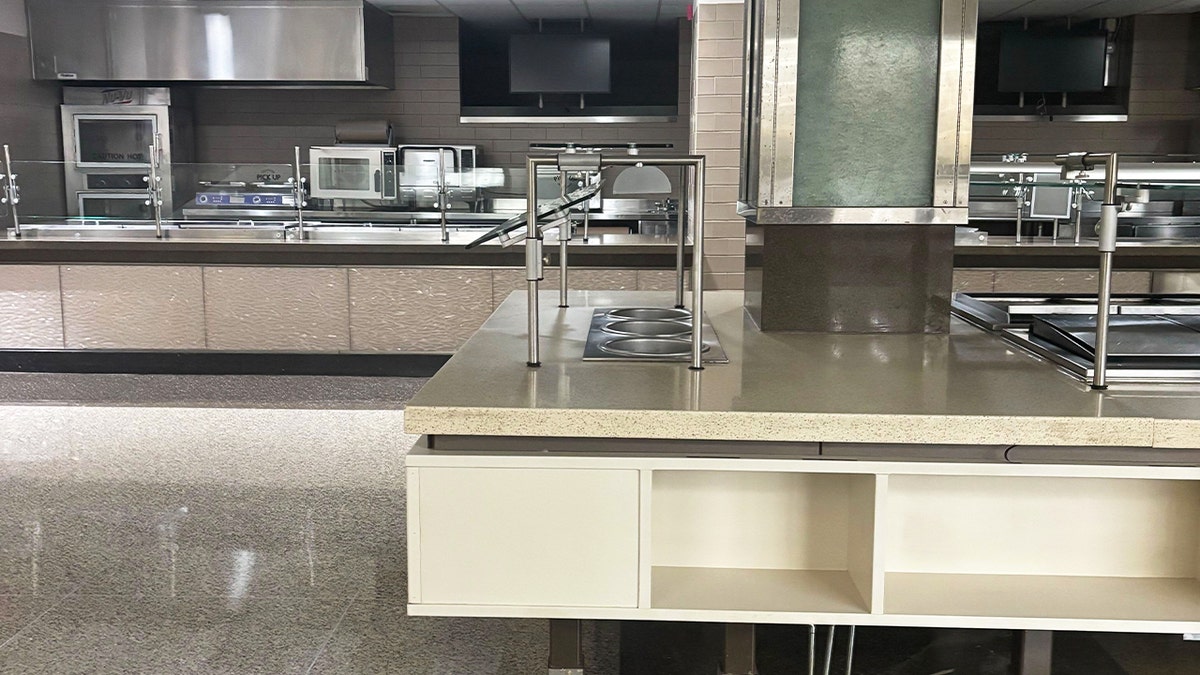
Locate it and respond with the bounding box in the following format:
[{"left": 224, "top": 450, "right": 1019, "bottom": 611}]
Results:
[
  {"left": 310, "top": 148, "right": 392, "bottom": 200},
  {"left": 77, "top": 193, "right": 154, "bottom": 220},
  {"left": 71, "top": 114, "right": 160, "bottom": 169}
]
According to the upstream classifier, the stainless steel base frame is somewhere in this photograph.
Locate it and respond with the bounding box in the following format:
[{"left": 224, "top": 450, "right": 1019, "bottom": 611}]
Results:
[
  {"left": 721, "top": 623, "right": 757, "bottom": 675},
  {"left": 548, "top": 619, "right": 583, "bottom": 674},
  {"left": 1013, "top": 630, "right": 1053, "bottom": 675}
]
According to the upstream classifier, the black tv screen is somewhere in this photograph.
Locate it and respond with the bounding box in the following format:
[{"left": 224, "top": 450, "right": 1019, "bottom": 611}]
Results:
[
  {"left": 998, "top": 29, "right": 1107, "bottom": 93},
  {"left": 509, "top": 34, "right": 612, "bottom": 94}
]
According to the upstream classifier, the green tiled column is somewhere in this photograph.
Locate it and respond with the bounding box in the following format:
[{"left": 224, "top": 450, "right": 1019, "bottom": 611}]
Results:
[{"left": 792, "top": 0, "right": 941, "bottom": 207}]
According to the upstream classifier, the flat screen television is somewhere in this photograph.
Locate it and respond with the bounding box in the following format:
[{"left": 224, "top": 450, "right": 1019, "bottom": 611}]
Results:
[
  {"left": 998, "top": 29, "right": 1107, "bottom": 93},
  {"left": 509, "top": 34, "right": 612, "bottom": 94}
]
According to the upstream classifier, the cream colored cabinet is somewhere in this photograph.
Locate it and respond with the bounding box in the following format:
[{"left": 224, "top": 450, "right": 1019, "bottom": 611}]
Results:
[
  {"left": 408, "top": 467, "right": 640, "bottom": 609},
  {"left": 406, "top": 441, "right": 1200, "bottom": 632}
]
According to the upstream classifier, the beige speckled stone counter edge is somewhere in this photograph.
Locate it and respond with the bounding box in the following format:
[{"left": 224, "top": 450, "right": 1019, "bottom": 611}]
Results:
[
  {"left": 403, "top": 406, "right": 1169, "bottom": 448},
  {"left": 1154, "top": 420, "right": 1200, "bottom": 449}
]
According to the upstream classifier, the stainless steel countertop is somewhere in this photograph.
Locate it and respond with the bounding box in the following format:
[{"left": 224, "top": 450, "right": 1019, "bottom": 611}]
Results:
[{"left": 405, "top": 290, "right": 1200, "bottom": 448}]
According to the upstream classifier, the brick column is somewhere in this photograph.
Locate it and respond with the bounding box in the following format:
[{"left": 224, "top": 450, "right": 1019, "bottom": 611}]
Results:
[{"left": 690, "top": 1, "right": 746, "bottom": 291}]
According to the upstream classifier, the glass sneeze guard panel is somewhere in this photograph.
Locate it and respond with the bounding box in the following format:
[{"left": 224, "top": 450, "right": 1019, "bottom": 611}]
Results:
[{"left": 2, "top": 155, "right": 690, "bottom": 245}]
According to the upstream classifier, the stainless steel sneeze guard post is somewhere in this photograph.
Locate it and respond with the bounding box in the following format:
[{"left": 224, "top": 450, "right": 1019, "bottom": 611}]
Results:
[
  {"left": 1055, "top": 151, "right": 1122, "bottom": 390},
  {"left": 1, "top": 145, "right": 20, "bottom": 237},
  {"left": 292, "top": 146, "right": 307, "bottom": 242},
  {"left": 526, "top": 156, "right": 542, "bottom": 367},
  {"left": 523, "top": 153, "right": 708, "bottom": 370},
  {"left": 146, "top": 142, "right": 163, "bottom": 239},
  {"left": 676, "top": 167, "right": 688, "bottom": 309}
]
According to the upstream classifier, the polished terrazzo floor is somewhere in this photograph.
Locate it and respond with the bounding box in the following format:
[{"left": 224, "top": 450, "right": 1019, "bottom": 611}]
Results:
[{"left": 0, "top": 373, "right": 1197, "bottom": 674}]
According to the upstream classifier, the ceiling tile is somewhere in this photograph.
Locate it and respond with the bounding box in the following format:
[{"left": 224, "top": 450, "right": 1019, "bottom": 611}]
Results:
[
  {"left": 512, "top": 0, "right": 591, "bottom": 19},
  {"left": 586, "top": 0, "right": 661, "bottom": 20},
  {"left": 980, "top": 0, "right": 1038, "bottom": 20},
  {"left": 980, "top": 0, "right": 1200, "bottom": 20},
  {"left": 435, "top": 0, "right": 525, "bottom": 22}
]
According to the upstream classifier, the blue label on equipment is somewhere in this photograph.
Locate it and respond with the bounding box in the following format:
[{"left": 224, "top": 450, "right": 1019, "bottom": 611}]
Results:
[{"left": 197, "top": 193, "right": 287, "bottom": 206}]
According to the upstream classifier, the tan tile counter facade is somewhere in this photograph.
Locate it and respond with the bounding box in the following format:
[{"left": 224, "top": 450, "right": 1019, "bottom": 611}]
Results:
[
  {"left": 0, "top": 265, "right": 63, "bottom": 349},
  {"left": 953, "top": 269, "right": 1156, "bottom": 294},
  {"left": 60, "top": 266, "right": 206, "bottom": 350},
  {"left": 0, "top": 265, "right": 689, "bottom": 353},
  {"left": 0, "top": 265, "right": 1167, "bottom": 353}
]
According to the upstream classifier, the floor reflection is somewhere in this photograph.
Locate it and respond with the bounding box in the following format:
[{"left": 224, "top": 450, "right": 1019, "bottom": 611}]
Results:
[{"left": 0, "top": 374, "right": 1196, "bottom": 673}]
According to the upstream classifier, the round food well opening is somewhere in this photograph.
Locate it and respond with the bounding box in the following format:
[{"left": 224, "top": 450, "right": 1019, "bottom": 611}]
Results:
[
  {"left": 605, "top": 307, "right": 692, "bottom": 322},
  {"left": 601, "top": 320, "right": 692, "bottom": 339}
]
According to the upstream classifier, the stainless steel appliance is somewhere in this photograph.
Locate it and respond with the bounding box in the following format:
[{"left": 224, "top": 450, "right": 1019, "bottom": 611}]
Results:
[
  {"left": 952, "top": 292, "right": 1200, "bottom": 384},
  {"left": 195, "top": 181, "right": 296, "bottom": 209},
  {"left": 397, "top": 144, "right": 478, "bottom": 209},
  {"left": 309, "top": 145, "right": 397, "bottom": 201},
  {"left": 26, "top": 0, "right": 393, "bottom": 87},
  {"left": 60, "top": 87, "right": 192, "bottom": 217}
]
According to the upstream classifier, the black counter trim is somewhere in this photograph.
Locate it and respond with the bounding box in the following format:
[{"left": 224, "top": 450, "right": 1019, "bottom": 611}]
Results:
[
  {"left": 953, "top": 249, "right": 1200, "bottom": 269},
  {"left": 0, "top": 240, "right": 691, "bottom": 268},
  {"left": 745, "top": 245, "right": 1200, "bottom": 270},
  {"left": 0, "top": 350, "right": 450, "bottom": 377}
]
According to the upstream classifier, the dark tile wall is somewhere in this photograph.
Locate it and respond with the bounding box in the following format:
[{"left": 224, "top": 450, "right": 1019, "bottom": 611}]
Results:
[
  {"left": 973, "top": 14, "right": 1200, "bottom": 157},
  {"left": 191, "top": 16, "right": 692, "bottom": 168},
  {"left": 0, "top": 29, "right": 66, "bottom": 214}
]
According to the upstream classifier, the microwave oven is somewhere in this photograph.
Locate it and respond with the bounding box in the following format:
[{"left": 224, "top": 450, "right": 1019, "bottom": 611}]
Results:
[{"left": 309, "top": 146, "right": 397, "bottom": 201}]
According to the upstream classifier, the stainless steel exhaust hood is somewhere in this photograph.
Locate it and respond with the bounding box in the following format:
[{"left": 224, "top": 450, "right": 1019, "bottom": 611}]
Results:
[{"left": 27, "top": 0, "right": 394, "bottom": 87}]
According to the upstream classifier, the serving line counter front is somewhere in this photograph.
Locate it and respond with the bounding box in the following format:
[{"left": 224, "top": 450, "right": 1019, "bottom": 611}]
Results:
[
  {"left": 403, "top": 290, "right": 1200, "bottom": 673},
  {"left": 0, "top": 156, "right": 702, "bottom": 360}
]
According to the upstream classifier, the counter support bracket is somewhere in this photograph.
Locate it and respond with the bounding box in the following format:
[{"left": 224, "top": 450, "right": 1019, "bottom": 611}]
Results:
[
  {"left": 1012, "top": 630, "right": 1052, "bottom": 675},
  {"left": 721, "top": 623, "right": 758, "bottom": 675},
  {"left": 548, "top": 619, "right": 584, "bottom": 675}
]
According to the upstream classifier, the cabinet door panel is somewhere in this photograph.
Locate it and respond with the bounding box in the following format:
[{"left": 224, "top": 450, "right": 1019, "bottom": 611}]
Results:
[{"left": 417, "top": 468, "right": 640, "bottom": 608}]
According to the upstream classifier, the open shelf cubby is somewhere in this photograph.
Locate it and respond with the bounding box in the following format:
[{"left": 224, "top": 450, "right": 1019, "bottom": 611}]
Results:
[
  {"left": 649, "top": 471, "right": 880, "bottom": 614},
  {"left": 883, "top": 475, "right": 1200, "bottom": 624}
]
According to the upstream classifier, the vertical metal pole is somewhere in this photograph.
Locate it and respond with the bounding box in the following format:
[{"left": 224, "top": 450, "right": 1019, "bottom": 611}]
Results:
[
  {"left": 2, "top": 145, "right": 20, "bottom": 238},
  {"left": 559, "top": 171, "right": 569, "bottom": 308},
  {"left": 559, "top": 233, "right": 570, "bottom": 307},
  {"left": 1094, "top": 252, "right": 1114, "bottom": 389},
  {"left": 675, "top": 166, "right": 687, "bottom": 309},
  {"left": 438, "top": 149, "right": 449, "bottom": 243},
  {"left": 527, "top": 157, "right": 541, "bottom": 367},
  {"left": 822, "top": 626, "right": 836, "bottom": 675},
  {"left": 293, "top": 146, "right": 306, "bottom": 242},
  {"left": 690, "top": 157, "right": 706, "bottom": 371},
  {"left": 806, "top": 625, "right": 816, "bottom": 675},
  {"left": 844, "top": 626, "right": 855, "bottom": 675},
  {"left": 1093, "top": 153, "right": 1120, "bottom": 391},
  {"left": 582, "top": 173, "right": 591, "bottom": 242},
  {"left": 1073, "top": 189, "right": 1084, "bottom": 244},
  {"left": 148, "top": 143, "right": 163, "bottom": 239},
  {"left": 1014, "top": 192, "right": 1024, "bottom": 243}
]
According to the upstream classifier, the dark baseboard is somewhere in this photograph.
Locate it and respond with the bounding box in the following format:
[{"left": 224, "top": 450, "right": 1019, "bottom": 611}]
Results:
[{"left": 0, "top": 350, "right": 450, "bottom": 377}]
